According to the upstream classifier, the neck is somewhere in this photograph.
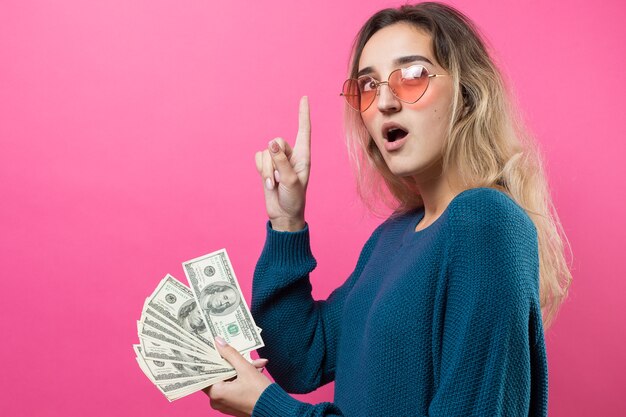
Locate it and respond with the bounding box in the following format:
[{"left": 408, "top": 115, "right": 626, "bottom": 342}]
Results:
[{"left": 412, "top": 161, "right": 464, "bottom": 228}]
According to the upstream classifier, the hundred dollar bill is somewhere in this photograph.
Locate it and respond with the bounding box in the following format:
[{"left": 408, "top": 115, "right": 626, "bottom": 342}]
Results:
[
  {"left": 142, "top": 306, "right": 207, "bottom": 351},
  {"left": 134, "top": 345, "right": 234, "bottom": 383},
  {"left": 158, "top": 376, "right": 233, "bottom": 402},
  {"left": 143, "top": 275, "right": 220, "bottom": 356},
  {"left": 135, "top": 358, "right": 230, "bottom": 402},
  {"left": 140, "top": 311, "right": 212, "bottom": 355},
  {"left": 182, "top": 249, "right": 264, "bottom": 354},
  {"left": 135, "top": 351, "right": 236, "bottom": 402},
  {"left": 159, "top": 352, "right": 257, "bottom": 401},
  {"left": 141, "top": 304, "right": 222, "bottom": 362},
  {"left": 139, "top": 338, "right": 218, "bottom": 365},
  {"left": 137, "top": 320, "right": 207, "bottom": 356},
  {"left": 156, "top": 377, "right": 209, "bottom": 394},
  {"left": 158, "top": 380, "right": 209, "bottom": 401},
  {"left": 138, "top": 336, "right": 209, "bottom": 362}
]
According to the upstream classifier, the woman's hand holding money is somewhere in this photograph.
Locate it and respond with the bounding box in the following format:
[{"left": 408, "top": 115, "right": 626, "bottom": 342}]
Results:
[
  {"left": 255, "top": 96, "right": 311, "bottom": 232},
  {"left": 204, "top": 336, "right": 272, "bottom": 417}
]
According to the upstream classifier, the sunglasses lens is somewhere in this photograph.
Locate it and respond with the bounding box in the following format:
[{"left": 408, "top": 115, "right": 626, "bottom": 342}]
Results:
[
  {"left": 343, "top": 78, "right": 379, "bottom": 112},
  {"left": 342, "top": 79, "right": 359, "bottom": 111},
  {"left": 389, "top": 65, "right": 430, "bottom": 103},
  {"left": 357, "top": 77, "right": 377, "bottom": 112}
]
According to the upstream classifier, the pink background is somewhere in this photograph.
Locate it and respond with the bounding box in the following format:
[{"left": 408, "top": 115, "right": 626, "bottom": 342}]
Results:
[{"left": 1, "top": 0, "right": 625, "bottom": 416}]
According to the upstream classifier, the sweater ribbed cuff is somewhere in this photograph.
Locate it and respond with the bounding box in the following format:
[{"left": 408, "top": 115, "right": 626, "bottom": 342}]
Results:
[
  {"left": 262, "top": 220, "right": 315, "bottom": 268},
  {"left": 252, "top": 383, "right": 303, "bottom": 417}
]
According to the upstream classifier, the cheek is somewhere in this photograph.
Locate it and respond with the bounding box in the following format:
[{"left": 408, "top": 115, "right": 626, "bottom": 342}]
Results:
[
  {"left": 360, "top": 112, "right": 376, "bottom": 136},
  {"left": 407, "top": 93, "right": 451, "bottom": 134},
  {"left": 405, "top": 84, "right": 451, "bottom": 114}
]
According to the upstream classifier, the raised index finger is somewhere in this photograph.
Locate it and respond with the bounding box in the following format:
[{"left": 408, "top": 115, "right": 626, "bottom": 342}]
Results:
[{"left": 293, "top": 96, "right": 311, "bottom": 158}]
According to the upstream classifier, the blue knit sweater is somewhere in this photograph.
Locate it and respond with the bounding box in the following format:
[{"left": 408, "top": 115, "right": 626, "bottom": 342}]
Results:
[{"left": 251, "top": 187, "right": 548, "bottom": 417}]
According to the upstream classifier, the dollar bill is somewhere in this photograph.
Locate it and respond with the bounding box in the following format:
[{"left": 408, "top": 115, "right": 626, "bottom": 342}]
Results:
[
  {"left": 143, "top": 274, "right": 219, "bottom": 355},
  {"left": 155, "top": 376, "right": 209, "bottom": 395},
  {"left": 137, "top": 320, "right": 207, "bottom": 356},
  {"left": 158, "top": 376, "right": 231, "bottom": 402},
  {"left": 135, "top": 360, "right": 232, "bottom": 402},
  {"left": 138, "top": 335, "right": 209, "bottom": 361},
  {"left": 141, "top": 311, "right": 211, "bottom": 354},
  {"left": 155, "top": 351, "right": 256, "bottom": 402},
  {"left": 134, "top": 345, "right": 234, "bottom": 383},
  {"left": 142, "top": 305, "right": 221, "bottom": 360},
  {"left": 139, "top": 338, "right": 218, "bottom": 365},
  {"left": 135, "top": 249, "right": 265, "bottom": 401},
  {"left": 182, "top": 249, "right": 264, "bottom": 354}
]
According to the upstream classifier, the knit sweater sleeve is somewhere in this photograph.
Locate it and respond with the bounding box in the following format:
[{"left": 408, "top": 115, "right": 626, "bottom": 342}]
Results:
[
  {"left": 250, "top": 221, "right": 384, "bottom": 416},
  {"left": 428, "top": 193, "right": 548, "bottom": 416}
]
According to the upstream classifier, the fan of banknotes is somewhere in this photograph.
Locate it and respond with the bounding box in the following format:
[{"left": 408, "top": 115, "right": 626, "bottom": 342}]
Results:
[{"left": 133, "top": 248, "right": 264, "bottom": 401}]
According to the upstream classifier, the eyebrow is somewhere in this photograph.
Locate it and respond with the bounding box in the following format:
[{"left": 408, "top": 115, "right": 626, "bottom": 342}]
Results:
[{"left": 357, "top": 55, "right": 435, "bottom": 78}]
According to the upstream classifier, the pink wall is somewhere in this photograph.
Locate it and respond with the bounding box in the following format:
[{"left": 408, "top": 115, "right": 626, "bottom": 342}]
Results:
[{"left": 1, "top": 0, "right": 624, "bottom": 415}]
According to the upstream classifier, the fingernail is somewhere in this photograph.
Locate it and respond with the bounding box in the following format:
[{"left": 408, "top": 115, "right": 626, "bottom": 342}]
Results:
[
  {"left": 269, "top": 140, "right": 280, "bottom": 153},
  {"left": 265, "top": 177, "right": 273, "bottom": 190},
  {"left": 214, "top": 336, "right": 227, "bottom": 347},
  {"left": 274, "top": 169, "right": 280, "bottom": 183}
]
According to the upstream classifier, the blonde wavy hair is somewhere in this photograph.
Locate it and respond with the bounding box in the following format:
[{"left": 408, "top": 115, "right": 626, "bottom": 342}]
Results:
[{"left": 342, "top": 2, "right": 572, "bottom": 329}]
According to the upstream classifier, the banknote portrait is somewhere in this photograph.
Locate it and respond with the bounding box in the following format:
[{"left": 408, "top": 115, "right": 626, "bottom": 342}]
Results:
[
  {"left": 178, "top": 299, "right": 207, "bottom": 335},
  {"left": 199, "top": 281, "right": 240, "bottom": 316}
]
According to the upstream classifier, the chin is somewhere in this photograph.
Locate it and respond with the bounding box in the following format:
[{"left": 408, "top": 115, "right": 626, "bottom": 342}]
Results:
[
  {"left": 386, "top": 164, "right": 422, "bottom": 178},
  {"left": 387, "top": 156, "right": 442, "bottom": 179}
]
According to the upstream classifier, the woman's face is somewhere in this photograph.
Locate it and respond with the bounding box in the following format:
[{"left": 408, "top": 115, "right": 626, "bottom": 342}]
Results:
[{"left": 358, "top": 23, "right": 454, "bottom": 182}]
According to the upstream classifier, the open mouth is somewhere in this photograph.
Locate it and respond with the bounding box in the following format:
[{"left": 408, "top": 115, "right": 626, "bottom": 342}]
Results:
[{"left": 386, "top": 127, "right": 409, "bottom": 142}]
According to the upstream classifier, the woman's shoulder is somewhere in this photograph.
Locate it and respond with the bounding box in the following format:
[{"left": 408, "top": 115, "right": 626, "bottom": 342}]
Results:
[
  {"left": 445, "top": 187, "right": 541, "bottom": 294},
  {"left": 449, "top": 187, "right": 535, "bottom": 230},
  {"left": 445, "top": 187, "right": 538, "bottom": 252}
]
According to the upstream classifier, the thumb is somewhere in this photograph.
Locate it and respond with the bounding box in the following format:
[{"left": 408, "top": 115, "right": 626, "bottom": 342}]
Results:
[
  {"left": 214, "top": 336, "right": 251, "bottom": 374},
  {"left": 268, "top": 139, "right": 298, "bottom": 187}
]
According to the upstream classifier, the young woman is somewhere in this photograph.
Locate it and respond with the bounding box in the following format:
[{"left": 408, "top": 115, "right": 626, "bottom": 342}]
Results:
[{"left": 204, "top": 2, "right": 572, "bottom": 416}]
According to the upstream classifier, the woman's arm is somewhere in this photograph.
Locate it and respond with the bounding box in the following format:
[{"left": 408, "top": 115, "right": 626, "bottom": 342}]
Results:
[
  {"left": 251, "top": 220, "right": 384, "bottom": 393},
  {"left": 428, "top": 193, "right": 548, "bottom": 416},
  {"left": 252, "top": 383, "right": 344, "bottom": 417}
]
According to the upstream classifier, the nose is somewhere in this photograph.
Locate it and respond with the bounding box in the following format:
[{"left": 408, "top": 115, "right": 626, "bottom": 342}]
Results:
[{"left": 376, "top": 83, "right": 401, "bottom": 113}]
